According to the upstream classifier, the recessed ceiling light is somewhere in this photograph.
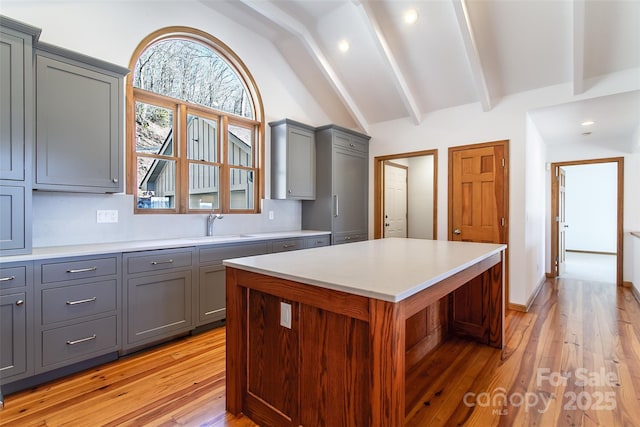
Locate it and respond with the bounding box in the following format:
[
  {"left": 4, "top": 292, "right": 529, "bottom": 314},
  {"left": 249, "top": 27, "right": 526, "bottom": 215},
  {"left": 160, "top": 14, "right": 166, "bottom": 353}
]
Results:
[
  {"left": 581, "top": 120, "right": 595, "bottom": 126},
  {"left": 404, "top": 9, "right": 419, "bottom": 24},
  {"left": 338, "top": 39, "right": 349, "bottom": 52}
]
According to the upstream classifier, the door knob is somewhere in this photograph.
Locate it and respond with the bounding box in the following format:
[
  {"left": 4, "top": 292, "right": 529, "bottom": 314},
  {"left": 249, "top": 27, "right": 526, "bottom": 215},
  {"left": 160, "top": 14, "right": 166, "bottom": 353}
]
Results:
[{"left": 453, "top": 229, "right": 461, "bottom": 235}]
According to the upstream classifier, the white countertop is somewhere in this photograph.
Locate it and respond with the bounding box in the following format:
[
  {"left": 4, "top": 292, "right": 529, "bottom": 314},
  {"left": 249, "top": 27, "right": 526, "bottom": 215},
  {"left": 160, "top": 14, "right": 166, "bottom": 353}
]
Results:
[
  {"left": 0, "top": 230, "right": 331, "bottom": 262},
  {"left": 224, "top": 238, "right": 507, "bottom": 302}
]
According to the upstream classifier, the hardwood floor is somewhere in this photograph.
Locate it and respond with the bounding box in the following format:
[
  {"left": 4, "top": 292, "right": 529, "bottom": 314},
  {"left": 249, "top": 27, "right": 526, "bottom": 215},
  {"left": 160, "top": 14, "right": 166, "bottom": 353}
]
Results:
[{"left": 1, "top": 277, "right": 639, "bottom": 426}]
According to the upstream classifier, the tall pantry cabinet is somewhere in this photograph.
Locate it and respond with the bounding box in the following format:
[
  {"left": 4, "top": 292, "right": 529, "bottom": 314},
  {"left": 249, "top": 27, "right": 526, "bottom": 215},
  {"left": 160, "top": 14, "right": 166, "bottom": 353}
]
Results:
[
  {"left": 302, "top": 125, "right": 370, "bottom": 245},
  {"left": 0, "top": 17, "right": 40, "bottom": 255}
]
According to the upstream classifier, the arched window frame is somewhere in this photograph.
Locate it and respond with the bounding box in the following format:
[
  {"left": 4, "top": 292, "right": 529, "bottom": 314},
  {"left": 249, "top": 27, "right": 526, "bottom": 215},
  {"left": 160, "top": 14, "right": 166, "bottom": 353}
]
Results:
[{"left": 126, "top": 26, "right": 265, "bottom": 214}]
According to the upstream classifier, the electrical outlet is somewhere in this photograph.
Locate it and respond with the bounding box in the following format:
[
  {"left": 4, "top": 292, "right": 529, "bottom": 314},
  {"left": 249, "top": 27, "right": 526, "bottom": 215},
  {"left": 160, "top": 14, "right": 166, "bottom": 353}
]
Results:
[
  {"left": 268, "top": 210, "right": 274, "bottom": 220},
  {"left": 280, "top": 302, "right": 291, "bottom": 329},
  {"left": 97, "top": 210, "right": 118, "bottom": 223}
]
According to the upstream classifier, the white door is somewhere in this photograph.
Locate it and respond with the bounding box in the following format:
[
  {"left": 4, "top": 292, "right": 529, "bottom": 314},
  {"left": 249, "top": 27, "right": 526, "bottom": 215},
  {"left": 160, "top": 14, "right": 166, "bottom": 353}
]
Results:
[{"left": 384, "top": 162, "right": 407, "bottom": 238}]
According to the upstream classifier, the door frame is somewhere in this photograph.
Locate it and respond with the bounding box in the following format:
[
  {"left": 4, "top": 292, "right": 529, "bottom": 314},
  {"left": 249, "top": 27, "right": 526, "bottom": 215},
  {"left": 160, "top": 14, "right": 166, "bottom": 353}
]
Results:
[
  {"left": 383, "top": 161, "right": 409, "bottom": 238},
  {"left": 448, "top": 140, "right": 509, "bottom": 304},
  {"left": 549, "top": 157, "right": 624, "bottom": 286},
  {"left": 373, "top": 149, "right": 438, "bottom": 240}
]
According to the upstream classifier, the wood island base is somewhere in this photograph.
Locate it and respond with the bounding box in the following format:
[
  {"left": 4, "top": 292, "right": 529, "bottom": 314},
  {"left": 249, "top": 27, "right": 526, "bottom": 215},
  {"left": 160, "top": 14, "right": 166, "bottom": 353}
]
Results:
[{"left": 225, "top": 248, "right": 504, "bottom": 427}]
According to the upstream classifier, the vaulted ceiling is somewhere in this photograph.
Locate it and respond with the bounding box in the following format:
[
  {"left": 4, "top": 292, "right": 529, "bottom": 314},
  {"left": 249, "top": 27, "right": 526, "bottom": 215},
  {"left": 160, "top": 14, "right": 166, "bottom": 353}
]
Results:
[{"left": 202, "top": 0, "right": 640, "bottom": 148}]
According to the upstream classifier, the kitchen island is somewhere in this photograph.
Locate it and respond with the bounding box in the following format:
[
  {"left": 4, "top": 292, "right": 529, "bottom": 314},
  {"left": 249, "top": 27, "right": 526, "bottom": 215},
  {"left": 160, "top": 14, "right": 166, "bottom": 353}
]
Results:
[{"left": 224, "top": 238, "right": 506, "bottom": 426}]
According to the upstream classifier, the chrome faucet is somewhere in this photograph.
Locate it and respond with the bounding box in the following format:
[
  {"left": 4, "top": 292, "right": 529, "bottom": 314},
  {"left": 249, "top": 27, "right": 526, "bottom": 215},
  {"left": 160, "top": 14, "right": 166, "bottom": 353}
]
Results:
[{"left": 206, "top": 213, "right": 223, "bottom": 236}]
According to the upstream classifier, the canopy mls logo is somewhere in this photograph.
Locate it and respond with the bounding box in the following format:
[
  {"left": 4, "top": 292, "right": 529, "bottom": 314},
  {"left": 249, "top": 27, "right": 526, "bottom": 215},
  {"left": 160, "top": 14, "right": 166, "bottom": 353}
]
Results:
[{"left": 463, "top": 368, "right": 619, "bottom": 415}]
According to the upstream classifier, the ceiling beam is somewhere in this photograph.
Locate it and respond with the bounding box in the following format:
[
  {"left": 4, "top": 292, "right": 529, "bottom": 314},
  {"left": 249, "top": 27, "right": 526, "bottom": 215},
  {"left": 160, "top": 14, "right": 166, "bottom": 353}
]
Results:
[
  {"left": 572, "top": 0, "right": 585, "bottom": 95},
  {"left": 353, "top": 0, "right": 421, "bottom": 125},
  {"left": 238, "top": 0, "right": 369, "bottom": 133},
  {"left": 451, "top": 0, "right": 492, "bottom": 112}
]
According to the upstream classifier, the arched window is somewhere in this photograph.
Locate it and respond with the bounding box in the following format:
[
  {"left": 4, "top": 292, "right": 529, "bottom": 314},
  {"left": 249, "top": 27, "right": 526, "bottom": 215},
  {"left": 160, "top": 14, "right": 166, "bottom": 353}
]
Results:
[{"left": 127, "top": 27, "right": 264, "bottom": 214}]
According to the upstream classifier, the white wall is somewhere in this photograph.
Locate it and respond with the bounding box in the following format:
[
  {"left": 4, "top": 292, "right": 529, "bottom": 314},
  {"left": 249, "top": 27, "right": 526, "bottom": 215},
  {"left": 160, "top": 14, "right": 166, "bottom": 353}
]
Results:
[
  {"left": 2, "top": 1, "right": 332, "bottom": 246},
  {"left": 370, "top": 71, "right": 640, "bottom": 306},
  {"left": 564, "top": 163, "right": 618, "bottom": 253},
  {"left": 407, "top": 156, "right": 434, "bottom": 239}
]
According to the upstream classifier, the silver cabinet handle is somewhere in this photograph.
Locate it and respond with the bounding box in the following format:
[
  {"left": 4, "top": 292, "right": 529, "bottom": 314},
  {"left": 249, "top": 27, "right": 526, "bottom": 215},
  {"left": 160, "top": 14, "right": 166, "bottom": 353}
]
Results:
[
  {"left": 66, "top": 335, "right": 96, "bottom": 345},
  {"left": 334, "top": 195, "right": 339, "bottom": 217},
  {"left": 16, "top": 300, "right": 24, "bottom": 306},
  {"left": 0, "top": 275, "right": 16, "bottom": 282},
  {"left": 282, "top": 244, "right": 294, "bottom": 248},
  {"left": 453, "top": 229, "right": 461, "bottom": 235},
  {"left": 66, "top": 297, "right": 97, "bottom": 306},
  {"left": 345, "top": 236, "right": 352, "bottom": 241},
  {"left": 67, "top": 267, "right": 97, "bottom": 273},
  {"left": 151, "top": 259, "right": 174, "bottom": 265},
  {"left": 112, "top": 178, "right": 118, "bottom": 183}
]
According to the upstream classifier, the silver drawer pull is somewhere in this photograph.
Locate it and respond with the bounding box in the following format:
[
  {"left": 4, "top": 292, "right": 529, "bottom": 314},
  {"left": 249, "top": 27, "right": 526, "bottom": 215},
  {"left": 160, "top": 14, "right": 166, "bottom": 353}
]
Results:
[
  {"left": 67, "top": 267, "right": 97, "bottom": 273},
  {"left": 66, "top": 334, "right": 97, "bottom": 345},
  {"left": 151, "top": 259, "right": 174, "bottom": 265},
  {"left": 16, "top": 300, "right": 24, "bottom": 306},
  {"left": 345, "top": 236, "right": 352, "bottom": 240},
  {"left": 66, "top": 297, "right": 97, "bottom": 306},
  {"left": 0, "top": 275, "right": 16, "bottom": 282},
  {"left": 282, "top": 244, "right": 294, "bottom": 248}
]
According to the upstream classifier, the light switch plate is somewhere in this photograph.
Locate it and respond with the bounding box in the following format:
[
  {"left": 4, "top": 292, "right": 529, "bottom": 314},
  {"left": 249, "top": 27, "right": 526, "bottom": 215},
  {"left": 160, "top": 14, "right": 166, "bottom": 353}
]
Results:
[
  {"left": 280, "top": 302, "right": 291, "bottom": 329},
  {"left": 97, "top": 210, "right": 118, "bottom": 223}
]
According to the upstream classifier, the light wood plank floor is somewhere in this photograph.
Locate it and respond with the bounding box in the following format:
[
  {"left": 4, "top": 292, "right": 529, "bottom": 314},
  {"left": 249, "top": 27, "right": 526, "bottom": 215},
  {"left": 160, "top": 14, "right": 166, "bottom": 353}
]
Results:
[{"left": 1, "top": 278, "right": 639, "bottom": 426}]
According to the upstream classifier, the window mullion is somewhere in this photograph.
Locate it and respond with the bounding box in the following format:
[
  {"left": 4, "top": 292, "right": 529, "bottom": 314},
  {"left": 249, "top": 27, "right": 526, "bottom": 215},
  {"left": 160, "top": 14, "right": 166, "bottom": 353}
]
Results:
[
  {"left": 220, "top": 115, "right": 229, "bottom": 213},
  {"left": 178, "top": 103, "right": 188, "bottom": 214}
]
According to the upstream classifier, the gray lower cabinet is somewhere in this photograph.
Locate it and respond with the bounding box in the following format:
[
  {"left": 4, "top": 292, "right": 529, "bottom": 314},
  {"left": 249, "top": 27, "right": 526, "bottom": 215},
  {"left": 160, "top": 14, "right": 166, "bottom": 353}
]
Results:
[
  {"left": 304, "top": 235, "right": 331, "bottom": 249},
  {"left": 34, "top": 254, "right": 121, "bottom": 374},
  {"left": 270, "top": 119, "right": 316, "bottom": 200},
  {"left": 302, "top": 125, "right": 370, "bottom": 245},
  {"left": 123, "top": 248, "right": 195, "bottom": 351},
  {"left": 34, "top": 42, "right": 128, "bottom": 193},
  {"left": 0, "top": 262, "right": 34, "bottom": 386},
  {"left": 197, "top": 241, "right": 268, "bottom": 326},
  {"left": 269, "top": 237, "right": 305, "bottom": 253},
  {"left": 0, "top": 17, "right": 39, "bottom": 256}
]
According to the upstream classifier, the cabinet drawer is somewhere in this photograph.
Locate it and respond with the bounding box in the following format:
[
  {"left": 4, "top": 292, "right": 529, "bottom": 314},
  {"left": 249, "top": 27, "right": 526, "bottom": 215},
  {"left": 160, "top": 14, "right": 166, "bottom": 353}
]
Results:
[
  {"left": 41, "top": 279, "right": 117, "bottom": 325},
  {"left": 41, "top": 315, "right": 117, "bottom": 368},
  {"left": 333, "top": 133, "right": 367, "bottom": 154},
  {"left": 40, "top": 257, "right": 117, "bottom": 284},
  {"left": 126, "top": 248, "right": 193, "bottom": 274},
  {"left": 305, "top": 235, "right": 331, "bottom": 248},
  {"left": 271, "top": 238, "right": 304, "bottom": 253},
  {"left": 199, "top": 242, "right": 268, "bottom": 265},
  {"left": 0, "top": 265, "right": 27, "bottom": 290},
  {"left": 332, "top": 232, "right": 367, "bottom": 245}
]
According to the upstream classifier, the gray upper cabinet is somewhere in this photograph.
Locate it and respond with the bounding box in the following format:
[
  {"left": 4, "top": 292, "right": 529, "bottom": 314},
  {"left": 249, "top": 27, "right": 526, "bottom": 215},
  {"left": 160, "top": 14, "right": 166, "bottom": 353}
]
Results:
[
  {"left": 34, "top": 42, "right": 128, "bottom": 193},
  {"left": 0, "top": 17, "right": 39, "bottom": 256},
  {"left": 302, "top": 125, "right": 370, "bottom": 245},
  {"left": 270, "top": 119, "right": 316, "bottom": 200}
]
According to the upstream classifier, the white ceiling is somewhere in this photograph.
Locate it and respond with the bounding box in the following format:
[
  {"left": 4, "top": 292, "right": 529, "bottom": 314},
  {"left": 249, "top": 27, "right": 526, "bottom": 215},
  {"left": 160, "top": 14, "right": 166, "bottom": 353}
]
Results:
[{"left": 202, "top": 0, "right": 640, "bottom": 150}]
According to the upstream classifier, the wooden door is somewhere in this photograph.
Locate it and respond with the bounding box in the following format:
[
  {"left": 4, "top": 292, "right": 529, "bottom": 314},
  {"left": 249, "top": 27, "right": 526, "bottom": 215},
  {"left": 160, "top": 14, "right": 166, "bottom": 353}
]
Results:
[
  {"left": 383, "top": 162, "right": 407, "bottom": 238},
  {"left": 557, "top": 167, "right": 567, "bottom": 275},
  {"left": 448, "top": 141, "right": 508, "bottom": 343},
  {"left": 450, "top": 145, "right": 506, "bottom": 243}
]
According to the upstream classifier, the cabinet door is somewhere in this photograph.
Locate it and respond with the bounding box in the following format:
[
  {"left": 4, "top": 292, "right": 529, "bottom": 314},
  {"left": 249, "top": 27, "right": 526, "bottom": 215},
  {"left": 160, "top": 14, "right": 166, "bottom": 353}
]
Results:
[
  {"left": 126, "top": 271, "right": 192, "bottom": 347},
  {"left": 0, "top": 185, "right": 25, "bottom": 252},
  {"left": 35, "top": 56, "right": 122, "bottom": 192},
  {"left": 0, "top": 293, "right": 27, "bottom": 382},
  {"left": 0, "top": 31, "right": 25, "bottom": 181},
  {"left": 197, "top": 265, "right": 225, "bottom": 326},
  {"left": 286, "top": 126, "right": 315, "bottom": 199},
  {"left": 332, "top": 147, "right": 368, "bottom": 240}
]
